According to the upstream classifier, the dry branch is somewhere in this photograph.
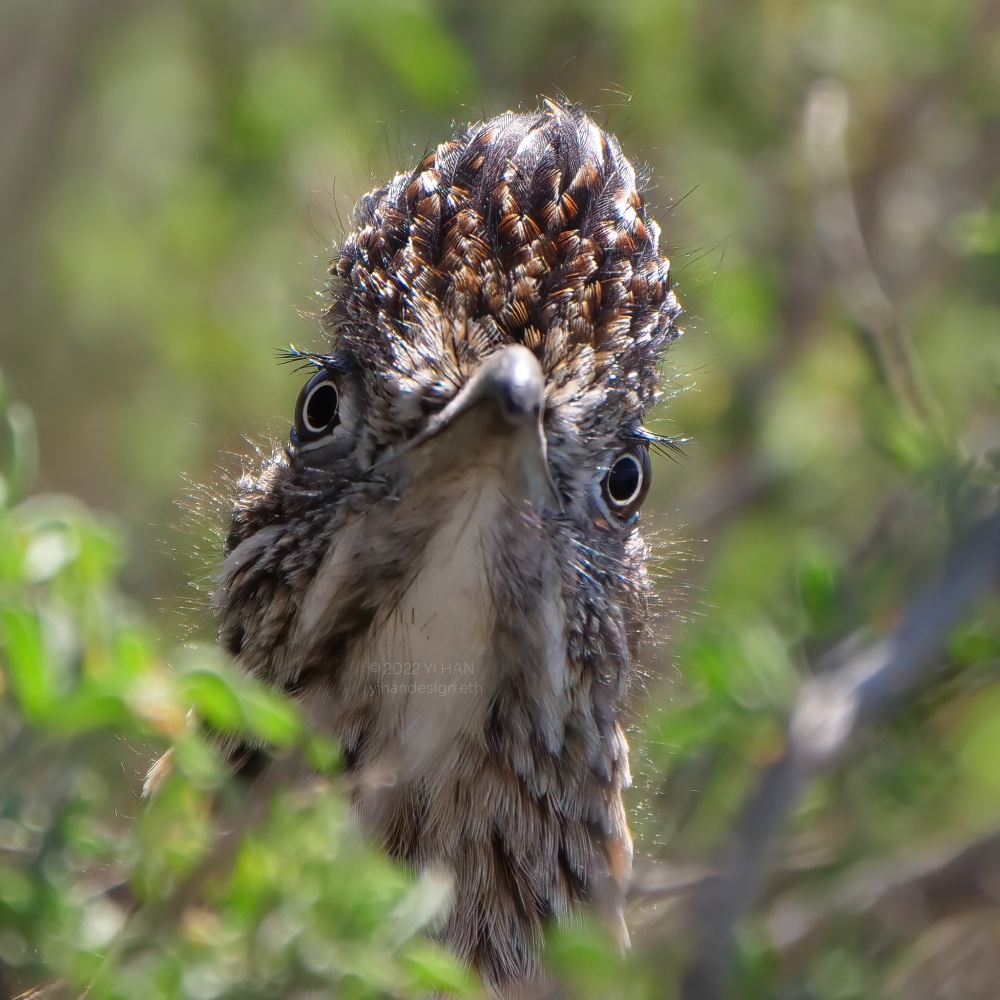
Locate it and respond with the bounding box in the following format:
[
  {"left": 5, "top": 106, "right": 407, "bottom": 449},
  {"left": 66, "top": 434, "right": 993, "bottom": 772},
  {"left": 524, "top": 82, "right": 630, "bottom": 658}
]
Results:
[{"left": 679, "top": 508, "right": 1000, "bottom": 999}]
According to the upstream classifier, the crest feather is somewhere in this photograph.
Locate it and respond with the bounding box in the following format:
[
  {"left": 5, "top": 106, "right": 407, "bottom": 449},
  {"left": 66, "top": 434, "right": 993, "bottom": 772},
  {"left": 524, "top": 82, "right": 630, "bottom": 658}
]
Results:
[{"left": 326, "top": 101, "right": 682, "bottom": 412}]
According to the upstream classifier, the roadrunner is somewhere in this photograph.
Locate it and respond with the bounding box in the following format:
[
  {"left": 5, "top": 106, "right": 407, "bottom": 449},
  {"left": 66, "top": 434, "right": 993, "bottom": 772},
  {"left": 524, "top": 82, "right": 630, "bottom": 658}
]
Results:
[{"left": 212, "top": 101, "right": 681, "bottom": 993}]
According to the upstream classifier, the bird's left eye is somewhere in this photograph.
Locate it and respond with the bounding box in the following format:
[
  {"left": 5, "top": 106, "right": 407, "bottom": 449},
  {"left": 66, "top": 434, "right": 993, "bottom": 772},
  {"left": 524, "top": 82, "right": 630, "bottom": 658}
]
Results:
[
  {"left": 602, "top": 447, "right": 651, "bottom": 519},
  {"left": 294, "top": 371, "right": 341, "bottom": 443}
]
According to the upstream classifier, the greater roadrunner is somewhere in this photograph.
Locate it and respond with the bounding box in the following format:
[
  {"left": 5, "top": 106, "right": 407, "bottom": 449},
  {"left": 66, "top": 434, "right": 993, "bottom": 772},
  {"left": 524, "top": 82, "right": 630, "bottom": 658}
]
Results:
[{"left": 198, "top": 101, "right": 681, "bottom": 994}]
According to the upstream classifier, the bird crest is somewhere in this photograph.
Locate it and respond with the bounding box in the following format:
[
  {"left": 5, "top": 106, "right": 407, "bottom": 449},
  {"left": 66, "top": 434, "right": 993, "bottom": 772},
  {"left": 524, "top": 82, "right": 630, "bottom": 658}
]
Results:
[{"left": 326, "top": 101, "right": 681, "bottom": 427}]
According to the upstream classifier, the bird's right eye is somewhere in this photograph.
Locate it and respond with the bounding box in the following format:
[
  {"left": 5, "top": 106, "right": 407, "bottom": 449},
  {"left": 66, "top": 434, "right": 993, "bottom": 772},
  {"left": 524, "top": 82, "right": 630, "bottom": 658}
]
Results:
[
  {"left": 602, "top": 447, "right": 651, "bottom": 520},
  {"left": 294, "top": 371, "right": 341, "bottom": 443}
]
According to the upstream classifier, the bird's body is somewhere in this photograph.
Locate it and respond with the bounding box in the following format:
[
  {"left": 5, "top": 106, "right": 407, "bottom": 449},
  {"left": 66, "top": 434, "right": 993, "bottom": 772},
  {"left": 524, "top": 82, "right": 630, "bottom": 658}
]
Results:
[{"left": 211, "top": 102, "right": 681, "bottom": 993}]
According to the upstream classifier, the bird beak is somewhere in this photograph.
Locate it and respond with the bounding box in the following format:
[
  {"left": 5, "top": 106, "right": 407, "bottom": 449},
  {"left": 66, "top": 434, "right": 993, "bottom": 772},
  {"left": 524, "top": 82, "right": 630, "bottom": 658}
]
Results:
[{"left": 391, "top": 344, "right": 555, "bottom": 507}]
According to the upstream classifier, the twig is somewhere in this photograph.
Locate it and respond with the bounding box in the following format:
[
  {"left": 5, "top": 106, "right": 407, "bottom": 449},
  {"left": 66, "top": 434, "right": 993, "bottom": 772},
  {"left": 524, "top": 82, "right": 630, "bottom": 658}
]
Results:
[
  {"left": 769, "top": 826, "right": 1000, "bottom": 971},
  {"left": 804, "top": 78, "right": 933, "bottom": 425},
  {"left": 680, "top": 508, "right": 1000, "bottom": 999}
]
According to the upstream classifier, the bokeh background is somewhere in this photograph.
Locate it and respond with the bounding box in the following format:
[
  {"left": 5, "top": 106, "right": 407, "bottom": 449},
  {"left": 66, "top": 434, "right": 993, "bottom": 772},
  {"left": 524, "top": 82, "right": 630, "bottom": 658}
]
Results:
[{"left": 1, "top": 1, "right": 999, "bottom": 998}]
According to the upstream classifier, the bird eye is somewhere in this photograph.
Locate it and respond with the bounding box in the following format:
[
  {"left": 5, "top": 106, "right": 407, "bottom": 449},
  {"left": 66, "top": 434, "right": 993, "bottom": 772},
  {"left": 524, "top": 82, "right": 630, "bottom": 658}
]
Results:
[
  {"left": 602, "top": 448, "right": 651, "bottom": 518},
  {"left": 294, "top": 371, "right": 341, "bottom": 442}
]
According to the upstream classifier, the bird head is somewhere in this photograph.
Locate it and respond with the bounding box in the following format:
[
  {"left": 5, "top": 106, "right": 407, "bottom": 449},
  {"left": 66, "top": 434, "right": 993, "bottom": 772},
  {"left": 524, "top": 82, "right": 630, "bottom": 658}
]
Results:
[{"left": 215, "top": 99, "right": 681, "bottom": 827}]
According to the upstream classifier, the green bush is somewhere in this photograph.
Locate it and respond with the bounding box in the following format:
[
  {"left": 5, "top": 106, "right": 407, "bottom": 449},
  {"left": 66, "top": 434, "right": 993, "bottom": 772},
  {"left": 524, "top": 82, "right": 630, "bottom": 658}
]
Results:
[{"left": 0, "top": 377, "right": 474, "bottom": 999}]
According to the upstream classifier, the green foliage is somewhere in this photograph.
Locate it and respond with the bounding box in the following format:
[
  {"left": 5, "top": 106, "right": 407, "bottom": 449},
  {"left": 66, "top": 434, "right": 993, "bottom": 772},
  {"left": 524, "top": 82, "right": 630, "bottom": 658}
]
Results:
[{"left": 0, "top": 384, "right": 473, "bottom": 998}]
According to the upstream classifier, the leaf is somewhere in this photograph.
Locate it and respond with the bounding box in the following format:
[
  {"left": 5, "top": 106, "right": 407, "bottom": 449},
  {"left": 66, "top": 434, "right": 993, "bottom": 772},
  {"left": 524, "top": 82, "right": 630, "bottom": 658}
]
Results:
[
  {"left": 1, "top": 605, "right": 55, "bottom": 720},
  {"left": 179, "top": 668, "right": 244, "bottom": 732}
]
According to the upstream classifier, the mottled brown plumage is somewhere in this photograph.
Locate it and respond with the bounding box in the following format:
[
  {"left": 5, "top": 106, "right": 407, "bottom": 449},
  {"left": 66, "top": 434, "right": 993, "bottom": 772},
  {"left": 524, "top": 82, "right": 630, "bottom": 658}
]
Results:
[{"left": 206, "top": 101, "right": 681, "bottom": 994}]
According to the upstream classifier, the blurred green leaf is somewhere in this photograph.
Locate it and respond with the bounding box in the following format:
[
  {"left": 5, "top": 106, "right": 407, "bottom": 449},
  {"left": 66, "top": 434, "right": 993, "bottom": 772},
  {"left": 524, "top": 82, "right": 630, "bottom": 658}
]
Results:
[
  {"left": 179, "top": 668, "right": 244, "bottom": 732},
  {"left": 1, "top": 605, "right": 55, "bottom": 720}
]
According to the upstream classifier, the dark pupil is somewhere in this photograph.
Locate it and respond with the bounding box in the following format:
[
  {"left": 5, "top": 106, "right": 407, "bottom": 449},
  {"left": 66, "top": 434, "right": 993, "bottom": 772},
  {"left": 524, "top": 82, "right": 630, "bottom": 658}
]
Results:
[
  {"left": 608, "top": 456, "right": 640, "bottom": 504},
  {"left": 305, "top": 383, "right": 338, "bottom": 431}
]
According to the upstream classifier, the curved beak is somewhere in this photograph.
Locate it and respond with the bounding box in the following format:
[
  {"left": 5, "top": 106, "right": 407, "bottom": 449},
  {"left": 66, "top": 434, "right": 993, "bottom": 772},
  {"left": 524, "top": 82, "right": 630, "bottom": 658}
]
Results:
[{"left": 390, "top": 345, "right": 555, "bottom": 507}]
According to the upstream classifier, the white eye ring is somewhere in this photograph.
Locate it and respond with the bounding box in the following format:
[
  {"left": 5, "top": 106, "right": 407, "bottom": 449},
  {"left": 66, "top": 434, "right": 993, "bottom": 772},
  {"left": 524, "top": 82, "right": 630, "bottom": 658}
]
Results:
[
  {"left": 295, "top": 373, "right": 341, "bottom": 443},
  {"left": 605, "top": 453, "right": 644, "bottom": 507},
  {"left": 602, "top": 447, "right": 652, "bottom": 518},
  {"left": 302, "top": 381, "right": 339, "bottom": 433}
]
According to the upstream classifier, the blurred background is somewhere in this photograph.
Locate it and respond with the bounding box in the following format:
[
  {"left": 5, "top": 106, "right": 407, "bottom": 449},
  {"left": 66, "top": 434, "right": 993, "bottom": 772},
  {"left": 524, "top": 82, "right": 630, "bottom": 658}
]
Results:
[{"left": 1, "top": 1, "right": 999, "bottom": 997}]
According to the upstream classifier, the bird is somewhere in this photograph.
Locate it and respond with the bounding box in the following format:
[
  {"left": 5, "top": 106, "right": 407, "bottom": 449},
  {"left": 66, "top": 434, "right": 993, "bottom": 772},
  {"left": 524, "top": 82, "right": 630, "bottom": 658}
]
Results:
[{"left": 187, "top": 100, "right": 682, "bottom": 995}]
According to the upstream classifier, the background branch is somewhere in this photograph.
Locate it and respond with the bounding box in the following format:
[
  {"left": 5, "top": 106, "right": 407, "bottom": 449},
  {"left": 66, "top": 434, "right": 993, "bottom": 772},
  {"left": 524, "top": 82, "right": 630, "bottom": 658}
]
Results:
[
  {"left": 679, "top": 508, "right": 1000, "bottom": 999},
  {"left": 804, "top": 78, "right": 933, "bottom": 425}
]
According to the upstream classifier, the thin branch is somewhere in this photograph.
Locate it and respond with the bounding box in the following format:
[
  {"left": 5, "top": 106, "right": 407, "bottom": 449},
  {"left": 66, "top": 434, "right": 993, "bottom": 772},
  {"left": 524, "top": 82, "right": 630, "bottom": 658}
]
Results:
[
  {"left": 769, "top": 826, "right": 1000, "bottom": 971},
  {"left": 680, "top": 508, "right": 1000, "bottom": 999},
  {"left": 804, "top": 78, "right": 933, "bottom": 425}
]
